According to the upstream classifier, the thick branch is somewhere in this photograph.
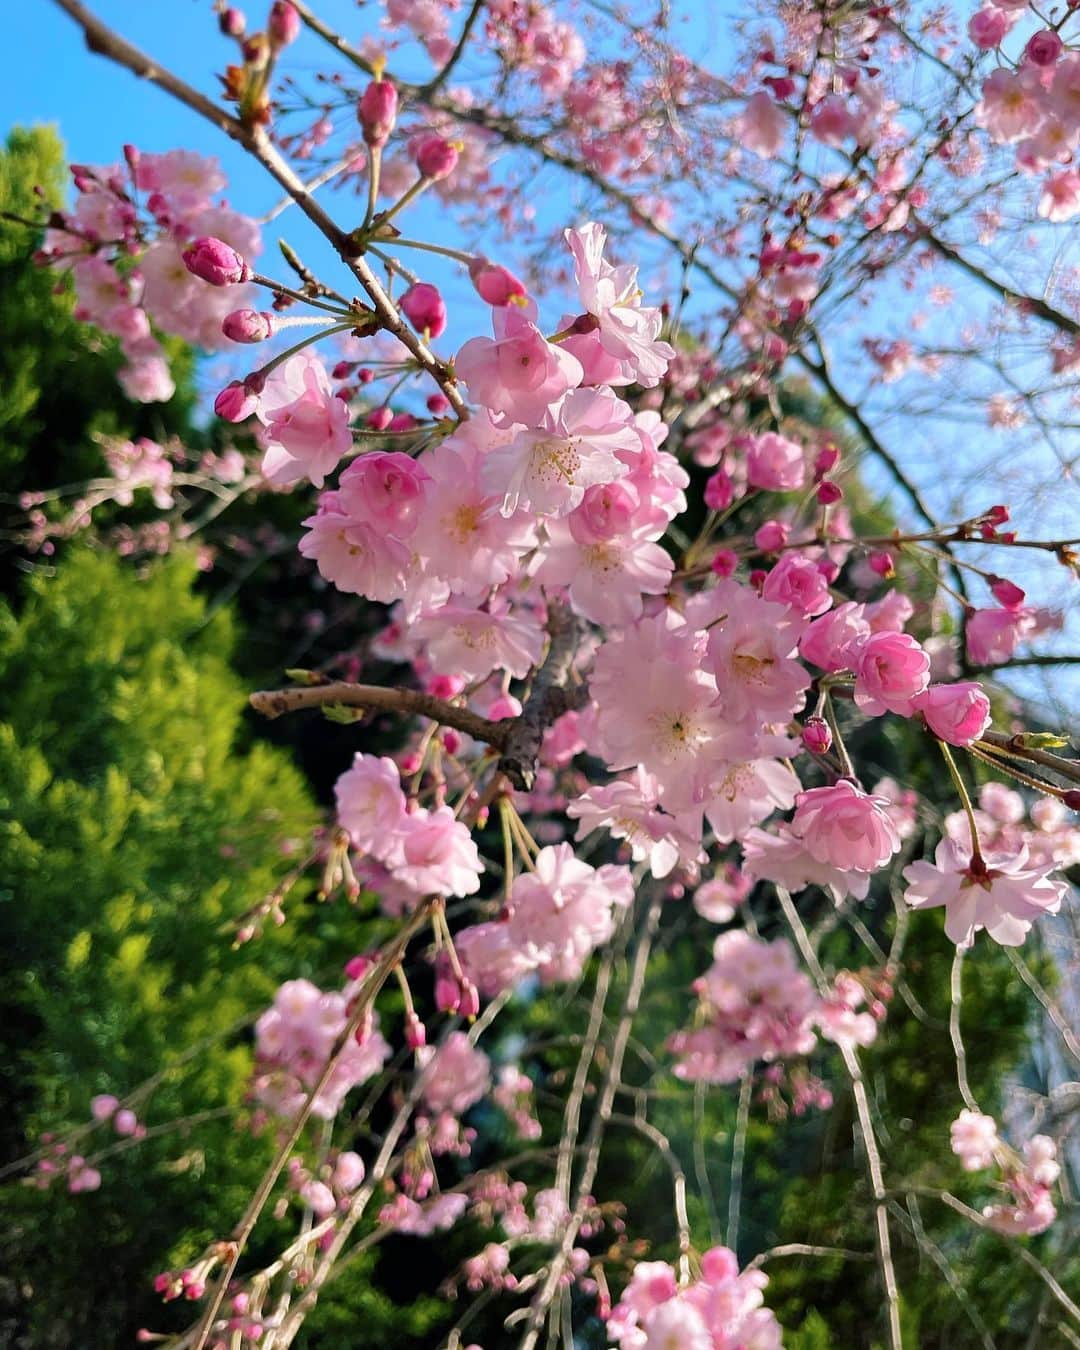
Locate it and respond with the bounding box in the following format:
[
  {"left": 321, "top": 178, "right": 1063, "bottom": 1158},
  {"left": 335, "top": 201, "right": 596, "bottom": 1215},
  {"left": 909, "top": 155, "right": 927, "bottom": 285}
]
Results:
[{"left": 498, "top": 602, "right": 588, "bottom": 790}]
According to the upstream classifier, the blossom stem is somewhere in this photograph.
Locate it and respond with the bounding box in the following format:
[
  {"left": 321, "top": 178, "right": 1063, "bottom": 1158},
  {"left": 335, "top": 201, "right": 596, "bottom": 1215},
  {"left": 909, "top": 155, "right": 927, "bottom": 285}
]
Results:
[
  {"left": 938, "top": 740, "right": 984, "bottom": 866},
  {"left": 389, "top": 236, "right": 475, "bottom": 264}
]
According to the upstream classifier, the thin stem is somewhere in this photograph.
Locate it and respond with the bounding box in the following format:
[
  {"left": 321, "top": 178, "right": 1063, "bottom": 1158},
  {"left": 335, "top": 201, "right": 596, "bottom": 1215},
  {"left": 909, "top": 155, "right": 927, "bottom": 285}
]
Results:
[
  {"left": 939, "top": 740, "right": 984, "bottom": 864},
  {"left": 726, "top": 1072, "right": 752, "bottom": 1252},
  {"left": 949, "top": 949, "right": 979, "bottom": 1112}
]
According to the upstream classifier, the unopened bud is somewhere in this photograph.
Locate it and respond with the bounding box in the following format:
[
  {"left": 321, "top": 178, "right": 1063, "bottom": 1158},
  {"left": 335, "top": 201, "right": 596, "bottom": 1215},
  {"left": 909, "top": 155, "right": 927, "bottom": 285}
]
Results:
[
  {"left": 366, "top": 406, "right": 393, "bottom": 430},
  {"left": 182, "top": 236, "right": 252, "bottom": 286},
  {"left": 816, "top": 480, "right": 843, "bottom": 505},
  {"left": 801, "top": 717, "right": 832, "bottom": 754},
  {"left": 414, "top": 134, "right": 459, "bottom": 180},
  {"left": 358, "top": 79, "right": 398, "bottom": 148},
  {"left": 704, "top": 469, "right": 734, "bottom": 512},
  {"left": 268, "top": 0, "right": 300, "bottom": 48},
  {"left": 219, "top": 7, "right": 246, "bottom": 37},
  {"left": 868, "top": 550, "right": 895, "bottom": 579},
  {"left": 467, "top": 255, "right": 528, "bottom": 306},
  {"left": 214, "top": 379, "right": 258, "bottom": 421},
  {"left": 222, "top": 308, "right": 276, "bottom": 343},
  {"left": 400, "top": 281, "right": 447, "bottom": 338}
]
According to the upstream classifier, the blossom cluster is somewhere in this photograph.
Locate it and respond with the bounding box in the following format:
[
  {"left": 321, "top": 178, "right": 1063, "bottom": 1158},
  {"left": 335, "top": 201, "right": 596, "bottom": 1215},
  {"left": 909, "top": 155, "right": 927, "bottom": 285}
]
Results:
[
  {"left": 40, "top": 148, "right": 262, "bottom": 401},
  {"left": 607, "top": 1246, "right": 782, "bottom": 1349},
  {"left": 251, "top": 976, "right": 391, "bottom": 1120},
  {"left": 950, "top": 1109, "right": 1060, "bottom": 1236}
]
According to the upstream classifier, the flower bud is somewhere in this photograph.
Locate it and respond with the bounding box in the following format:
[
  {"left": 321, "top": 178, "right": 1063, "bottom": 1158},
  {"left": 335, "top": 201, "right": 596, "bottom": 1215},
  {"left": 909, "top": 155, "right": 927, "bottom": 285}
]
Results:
[
  {"left": 404, "top": 1012, "right": 427, "bottom": 1050},
  {"left": 113, "top": 1108, "right": 138, "bottom": 1136},
  {"left": 458, "top": 978, "right": 480, "bottom": 1020},
  {"left": 1063, "top": 790, "right": 1080, "bottom": 812},
  {"left": 426, "top": 392, "right": 451, "bottom": 415},
  {"left": 222, "top": 308, "right": 276, "bottom": 343},
  {"left": 358, "top": 79, "right": 398, "bottom": 148},
  {"left": 816, "top": 480, "right": 843, "bottom": 505},
  {"left": 400, "top": 281, "right": 447, "bottom": 338},
  {"left": 366, "top": 406, "right": 393, "bottom": 430},
  {"left": 711, "top": 548, "right": 738, "bottom": 578},
  {"left": 814, "top": 444, "right": 841, "bottom": 478},
  {"left": 414, "top": 134, "right": 460, "bottom": 180},
  {"left": 214, "top": 380, "right": 258, "bottom": 422},
  {"left": 268, "top": 0, "right": 300, "bottom": 48},
  {"left": 754, "top": 519, "right": 789, "bottom": 552},
  {"left": 182, "top": 236, "right": 252, "bottom": 286},
  {"left": 344, "top": 953, "right": 372, "bottom": 981},
  {"left": 219, "top": 7, "right": 246, "bottom": 37},
  {"left": 467, "top": 255, "right": 527, "bottom": 306},
  {"left": 703, "top": 468, "right": 734, "bottom": 511},
  {"left": 868, "top": 549, "right": 895, "bottom": 578},
  {"left": 989, "top": 575, "right": 1025, "bottom": 609},
  {"left": 1025, "top": 28, "right": 1063, "bottom": 67},
  {"left": 801, "top": 716, "right": 832, "bottom": 754}
]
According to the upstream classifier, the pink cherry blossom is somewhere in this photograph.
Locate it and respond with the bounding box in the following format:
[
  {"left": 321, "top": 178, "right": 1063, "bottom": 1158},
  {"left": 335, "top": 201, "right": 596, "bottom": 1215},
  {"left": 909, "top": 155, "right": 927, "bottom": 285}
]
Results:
[
  {"left": 392, "top": 805, "right": 484, "bottom": 897},
  {"left": 455, "top": 309, "right": 583, "bottom": 424},
  {"left": 903, "top": 837, "right": 1066, "bottom": 946},
  {"left": 418, "top": 1031, "right": 491, "bottom": 1115},
  {"left": 791, "top": 780, "right": 902, "bottom": 873},
  {"left": 564, "top": 222, "right": 674, "bottom": 387},
  {"left": 740, "top": 91, "right": 788, "bottom": 158},
  {"left": 257, "top": 352, "right": 353, "bottom": 487},
  {"left": 950, "top": 1110, "right": 999, "bottom": 1171},
  {"left": 746, "top": 431, "right": 807, "bottom": 492},
  {"left": 481, "top": 386, "right": 638, "bottom": 517},
  {"left": 852, "top": 631, "right": 931, "bottom": 716},
  {"left": 913, "top": 682, "right": 992, "bottom": 746}
]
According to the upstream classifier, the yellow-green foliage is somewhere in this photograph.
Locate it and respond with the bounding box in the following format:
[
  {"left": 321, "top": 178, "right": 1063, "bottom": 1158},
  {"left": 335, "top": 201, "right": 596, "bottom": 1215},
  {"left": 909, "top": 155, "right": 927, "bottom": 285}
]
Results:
[{"left": 0, "top": 549, "right": 321, "bottom": 1345}]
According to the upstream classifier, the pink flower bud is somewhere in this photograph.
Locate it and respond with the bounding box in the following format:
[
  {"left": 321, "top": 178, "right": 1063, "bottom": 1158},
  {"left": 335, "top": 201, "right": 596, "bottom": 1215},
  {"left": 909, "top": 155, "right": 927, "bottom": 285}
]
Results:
[
  {"left": 467, "top": 256, "right": 528, "bottom": 306},
  {"left": 814, "top": 444, "right": 841, "bottom": 478},
  {"left": 801, "top": 716, "right": 833, "bottom": 754},
  {"left": 754, "top": 519, "right": 789, "bottom": 552},
  {"left": 868, "top": 550, "right": 895, "bottom": 578},
  {"left": 1025, "top": 29, "right": 1063, "bottom": 67},
  {"left": 967, "top": 8, "right": 1010, "bottom": 49},
  {"left": 219, "top": 8, "right": 246, "bottom": 36},
  {"left": 366, "top": 406, "right": 393, "bottom": 430},
  {"left": 358, "top": 79, "right": 398, "bottom": 147},
  {"left": 344, "top": 955, "right": 372, "bottom": 984},
  {"left": 989, "top": 575, "right": 1025, "bottom": 609},
  {"left": 113, "top": 1108, "right": 138, "bottom": 1136},
  {"left": 222, "top": 309, "right": 276, "bottom": 343},
  {"left": 704, "top": 469, "right": 734, "bottom": 511},
  {"left": 459, "top": 978, "right": 481, "bottom": 1019},
  {"left": 181, "top": 236, "right": 252, "bottom": 286},
  {"left": 1063, "top": 789, "right": 1080, "bottom": 812},
  {"left": 435, "top": 968, "right": 460, "bottom": 1013},
  {"left": 400, "top": 282, "right": 447, "bottom": 338},
  {"left": 711, "top": 548, "right": 738, "bottom": 578},
  {"left": 817, "top": 558, "right": 840, "bottom": 584},
  {"left": 414, "top": 135, "right": 459, "bottom": 180},
  {"left": 90, "top": 1093, "right": 119, "bottom": 1122},
  {"left": 816, "top": 480, "right": 843, "bottom": 505},
  {"left": 268, "top": 1, "right": 300, "bottom": 48},
  {"left": 405, "top": 1012, "right": 427, "bottom": 1049},
  {"left": 986, "top": 504, "right": 1010, "bottom": 526},
  {"left": 214, "top": 380, "right": 258, "bottom": 422},
  {"left": 389, "top": 412, "right": 419, "bottom": 431},
  {"left": 426, "top": 392, "right": 451, "bottom": 415}
]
